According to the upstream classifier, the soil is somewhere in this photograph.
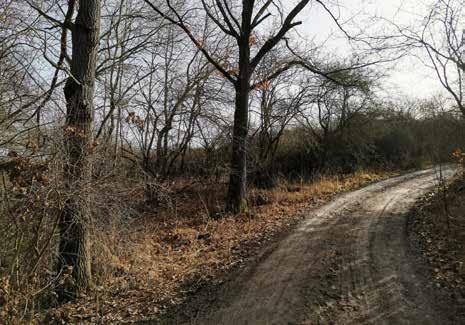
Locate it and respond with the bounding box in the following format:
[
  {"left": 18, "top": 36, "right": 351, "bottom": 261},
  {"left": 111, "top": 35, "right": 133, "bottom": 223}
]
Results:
[
  {"left": 154, "top": 167, "right": 459, "bottom": 324},
  {"left": 408, "top": 172, "right": 465, "bottom": 324}
]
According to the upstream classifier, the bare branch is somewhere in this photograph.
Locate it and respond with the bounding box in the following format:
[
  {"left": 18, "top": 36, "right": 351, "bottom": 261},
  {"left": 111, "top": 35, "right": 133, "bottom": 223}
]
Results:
[
  {"left": 143, "top": 0, "right": 237, "bottom": 83},
  {"left": 251, "top": 0, "right": 310, "bottom": 68}
]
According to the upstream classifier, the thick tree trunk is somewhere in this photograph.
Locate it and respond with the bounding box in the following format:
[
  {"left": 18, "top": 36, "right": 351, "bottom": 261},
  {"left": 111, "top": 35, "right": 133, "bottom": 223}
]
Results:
[
  {"left": 58, "top": 0, "right": 101, "bottom": 300},
  {"left": 226, "top": 80, "right": 250, "bottom": 213},
  {"left": 226, "top": 6, "right": 253, "bottom": 214},
  {"left": 226, "top": 32, "right": 251, "bottom": 213}
]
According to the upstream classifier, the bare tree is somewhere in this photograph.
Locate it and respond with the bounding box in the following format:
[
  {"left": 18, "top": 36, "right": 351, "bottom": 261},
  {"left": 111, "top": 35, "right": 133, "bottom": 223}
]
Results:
[
  {"left": 143, "top": 0, "right": 316, "bottom": 213},
  {"left": 58, "top": 0, "right": 101, "bottom": 298},
  {"left": 250, "top": 58, "right": 315, "bottom": 188},
  {"left": 126, "top": 26, "right": 215, "bottom": 179},
  {"left": 0, "top": 1, "right": 50, "bottom": 149},
  {"left": 95, "top": 0, "right": 162, "bottom": 163},
  {"left": 298, "top": 67, "right": 375, "bottom": 170},
  {"left": 398, "top": 0, "right": 465, "bottom": 117}
]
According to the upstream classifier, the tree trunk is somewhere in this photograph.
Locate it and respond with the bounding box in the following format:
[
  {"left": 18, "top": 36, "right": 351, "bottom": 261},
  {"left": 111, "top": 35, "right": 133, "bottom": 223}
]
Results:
[
  {"left": 226, "top": 6, "right": 253, "bottom": 214},
  {"left": 226, "top": 77, "right": 250, "bottom": 213},
  {"left": 58, "top": 0, "right": 101, "bottom": 300}
]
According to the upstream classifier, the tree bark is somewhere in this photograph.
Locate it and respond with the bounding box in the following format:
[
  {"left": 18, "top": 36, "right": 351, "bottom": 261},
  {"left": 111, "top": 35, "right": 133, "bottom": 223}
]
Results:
[
  {"left": 227, "top": 79, "right": 250, "bottom": 213},
  {"left": 58, "top": 0, "right": 101, "bottom": 300},
  {"left": 226, "top": 19, "right": 252, "bottom": 213}
]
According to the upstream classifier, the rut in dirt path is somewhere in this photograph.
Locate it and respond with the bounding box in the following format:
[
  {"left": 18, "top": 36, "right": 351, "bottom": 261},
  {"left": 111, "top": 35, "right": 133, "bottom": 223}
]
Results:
[{"left": 185, "top": 167, "right": 458, "bottom": 325}]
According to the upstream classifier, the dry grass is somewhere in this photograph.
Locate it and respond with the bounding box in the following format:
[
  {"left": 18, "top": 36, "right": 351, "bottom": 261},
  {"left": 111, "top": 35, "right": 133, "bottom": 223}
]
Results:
[{"left": 40, "top": 170, "right": 396, "bottom": 323}]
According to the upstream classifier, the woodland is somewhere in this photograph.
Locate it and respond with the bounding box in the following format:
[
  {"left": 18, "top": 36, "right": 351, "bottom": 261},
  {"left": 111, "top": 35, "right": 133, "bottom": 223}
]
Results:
[{"left": 1, "top": 0, "right": 465, "bottom": 323}]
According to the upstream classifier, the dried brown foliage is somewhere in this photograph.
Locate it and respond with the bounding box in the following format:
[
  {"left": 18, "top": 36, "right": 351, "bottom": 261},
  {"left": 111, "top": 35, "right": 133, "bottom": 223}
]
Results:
[{"left": 39, "top": 170, "right": 394, "bottom": 323}]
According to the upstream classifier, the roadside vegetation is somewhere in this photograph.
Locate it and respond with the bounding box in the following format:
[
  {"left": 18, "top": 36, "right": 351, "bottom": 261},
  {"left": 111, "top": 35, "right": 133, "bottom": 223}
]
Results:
[{"left": 408, "top": 156, "right": 465, "bottom": 323}]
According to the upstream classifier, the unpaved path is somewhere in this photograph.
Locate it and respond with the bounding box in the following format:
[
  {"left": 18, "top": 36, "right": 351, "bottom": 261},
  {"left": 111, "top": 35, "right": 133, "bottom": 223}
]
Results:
[{"left": 186, "top": 168, "right": 458, "bottom": 325}]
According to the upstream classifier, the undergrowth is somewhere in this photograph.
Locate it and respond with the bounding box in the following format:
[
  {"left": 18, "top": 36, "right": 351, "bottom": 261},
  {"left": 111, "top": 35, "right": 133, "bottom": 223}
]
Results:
[{"left": 0, "top": 169, "right": 394, "bottom": 324}]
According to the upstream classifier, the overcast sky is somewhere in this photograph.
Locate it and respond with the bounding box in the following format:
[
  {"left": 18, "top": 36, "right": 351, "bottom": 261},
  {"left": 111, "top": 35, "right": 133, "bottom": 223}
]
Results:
[{"left": 294, "top": 0, "right": 445, "bottom": 100}]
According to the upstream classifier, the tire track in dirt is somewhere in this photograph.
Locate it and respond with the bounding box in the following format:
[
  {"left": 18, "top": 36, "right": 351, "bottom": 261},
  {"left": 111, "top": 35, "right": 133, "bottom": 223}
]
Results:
[{"left": 189, "top": 167, "right": 458, "bottom": 325}]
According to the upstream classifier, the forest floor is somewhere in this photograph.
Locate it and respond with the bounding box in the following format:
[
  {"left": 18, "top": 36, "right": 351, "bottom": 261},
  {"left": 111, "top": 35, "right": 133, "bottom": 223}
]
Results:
[{"left": 155, "top": 167, "right": 462, "bottom": 325}]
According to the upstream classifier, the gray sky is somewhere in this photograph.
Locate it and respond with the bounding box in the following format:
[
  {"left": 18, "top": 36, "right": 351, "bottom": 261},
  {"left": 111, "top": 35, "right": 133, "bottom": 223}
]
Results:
[{"left": 296, "top": 0, "right": 445, "bottom": 100}]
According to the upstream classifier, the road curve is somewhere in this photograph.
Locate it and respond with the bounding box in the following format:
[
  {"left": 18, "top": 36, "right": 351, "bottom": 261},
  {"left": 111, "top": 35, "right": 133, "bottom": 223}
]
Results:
[{"left": 193, "top": 167, "right": 457, "bottom": 325}]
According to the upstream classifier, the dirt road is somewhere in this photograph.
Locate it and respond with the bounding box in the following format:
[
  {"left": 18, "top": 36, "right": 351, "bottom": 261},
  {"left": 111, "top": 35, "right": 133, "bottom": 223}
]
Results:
[{"left": 186, "top": 168, "right": 458, "bottom": 325}]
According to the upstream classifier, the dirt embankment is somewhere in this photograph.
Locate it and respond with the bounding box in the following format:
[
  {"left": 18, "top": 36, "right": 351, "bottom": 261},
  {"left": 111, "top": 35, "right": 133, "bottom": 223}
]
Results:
[
  {"left": 408, "top": 173, "right": 465, "bottom": 324},
  {"left": 161, "top": 167, "right": 458, "bottom": 325}
]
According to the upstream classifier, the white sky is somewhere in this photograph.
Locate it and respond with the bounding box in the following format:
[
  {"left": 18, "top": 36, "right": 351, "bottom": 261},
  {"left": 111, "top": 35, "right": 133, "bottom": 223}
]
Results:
[{"left": 295, "top": 0, "right": 446, "bottom": 100}]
